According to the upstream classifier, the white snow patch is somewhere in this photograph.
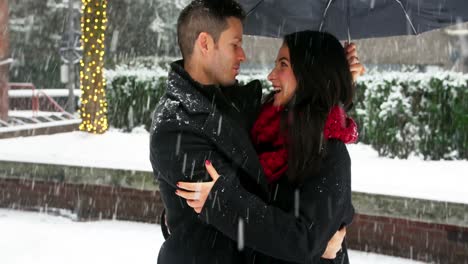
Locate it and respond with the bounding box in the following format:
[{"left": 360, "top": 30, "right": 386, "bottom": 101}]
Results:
[
  {"left": 348, "top": 143, "right": 468, "bottom": 204},
  {"left": 0, "top": 209, "right": 425, "bottom": 264},
  {"left": 8, "top": 89, "right": 81, "bottom": 98},
  {"left": 0, "top": 130, "right": 151, "bottom": 172}
]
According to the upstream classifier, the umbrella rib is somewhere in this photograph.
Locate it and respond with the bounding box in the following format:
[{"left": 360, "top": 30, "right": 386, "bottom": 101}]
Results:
[
  {"left": 319, "top": 0, "right": 335, "bottom": 32},
  {"left": 392, "top": 0, "right": 418, "bottom": 35},
  {"left": 347, "top": 0, "right": 351, "bottom": 42},
  {"left": 246, "top": 0, "right": 265, "bottom": 17}
]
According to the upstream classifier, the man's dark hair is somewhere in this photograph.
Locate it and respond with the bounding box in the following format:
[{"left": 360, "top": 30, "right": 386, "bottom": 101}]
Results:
[{"left": 177, "top": 0, "right": 246, "bottom": 60}]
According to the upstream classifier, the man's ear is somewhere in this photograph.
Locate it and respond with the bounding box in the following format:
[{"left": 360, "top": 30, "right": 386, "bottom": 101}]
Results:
[{"left": 196, "top": 32, "right": 214, "bottom": 56}]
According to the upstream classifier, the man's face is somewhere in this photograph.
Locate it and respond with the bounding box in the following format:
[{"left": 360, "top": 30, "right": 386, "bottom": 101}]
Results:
[{"left": 208, "top": 17, "right": 246, "bottom": 86}]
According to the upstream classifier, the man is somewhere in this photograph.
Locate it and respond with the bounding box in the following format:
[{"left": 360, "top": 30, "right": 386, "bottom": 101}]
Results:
[{"left": 150, "top": 1, "right": 363, "bottom": 263}]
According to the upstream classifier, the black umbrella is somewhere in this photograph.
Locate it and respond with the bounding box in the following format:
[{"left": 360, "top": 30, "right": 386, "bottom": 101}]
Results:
[{"left": 238, "top": 0, "right": 468, "bottom": 40}]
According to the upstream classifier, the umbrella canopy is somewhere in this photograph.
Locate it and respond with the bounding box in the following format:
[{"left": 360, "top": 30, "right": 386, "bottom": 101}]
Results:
[{"left": 238, "top": 0, "right": 468, "bottom": 40}]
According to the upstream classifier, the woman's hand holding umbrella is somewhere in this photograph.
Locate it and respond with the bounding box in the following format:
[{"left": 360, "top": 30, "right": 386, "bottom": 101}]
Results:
[{"left": 345, "top": 42, "right": 365, "bottom": 82}]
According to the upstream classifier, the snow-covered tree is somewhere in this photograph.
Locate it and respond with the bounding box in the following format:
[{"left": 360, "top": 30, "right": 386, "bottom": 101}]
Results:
[
  {"left": 9, "top": 0, "right": 188, "bottom": 88},
  {"left": 9, "top": 0, "right": 69, "bottom": 88},
  {"left": 106, "top": 0, "right": 188, "bottom": 65}
]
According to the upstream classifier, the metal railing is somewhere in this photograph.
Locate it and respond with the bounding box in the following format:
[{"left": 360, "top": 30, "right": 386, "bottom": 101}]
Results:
[{"left": 7, "top": 83, "right": 74, "bottom": 119}]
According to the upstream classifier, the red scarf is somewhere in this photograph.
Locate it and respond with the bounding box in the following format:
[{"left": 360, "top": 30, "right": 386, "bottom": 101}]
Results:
[{"left": 251, "top": 102, "right": 358, "bottom": 183}]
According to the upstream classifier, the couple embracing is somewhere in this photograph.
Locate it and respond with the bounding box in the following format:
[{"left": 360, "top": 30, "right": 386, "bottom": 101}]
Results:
[{"left": 150, "top": 0, "right": 365, "bottom": 263}]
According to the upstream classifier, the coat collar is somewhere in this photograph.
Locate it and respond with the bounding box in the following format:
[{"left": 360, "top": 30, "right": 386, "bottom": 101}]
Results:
[{"left": 166, "top": 60, "right": 226, "bottom": 115}]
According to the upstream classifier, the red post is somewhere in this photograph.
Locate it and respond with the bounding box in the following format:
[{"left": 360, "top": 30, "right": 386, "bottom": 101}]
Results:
[{"left": 0, "top": 0, "right": 10, "bottom": 121}]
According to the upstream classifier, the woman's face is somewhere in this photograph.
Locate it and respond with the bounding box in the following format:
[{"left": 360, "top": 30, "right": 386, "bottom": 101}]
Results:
[{"left": 267, "top": 44, "right": 298, "bottom": 107}]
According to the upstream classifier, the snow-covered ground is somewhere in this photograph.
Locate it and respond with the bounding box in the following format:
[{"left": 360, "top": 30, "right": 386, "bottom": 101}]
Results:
[
  {"left": 0, "top": 130, "right": 466, "bottom": 204},
  {"left": 0, "top": 209, "right": 425, "bottom": 264},
  {"left": 0, "top": 129, "right": 150, "bottom": 171}
]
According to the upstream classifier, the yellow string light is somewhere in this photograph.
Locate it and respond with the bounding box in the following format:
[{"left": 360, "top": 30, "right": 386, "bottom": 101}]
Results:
[{"left": 79, "top": 0, "right": 108, "bottom": 134}]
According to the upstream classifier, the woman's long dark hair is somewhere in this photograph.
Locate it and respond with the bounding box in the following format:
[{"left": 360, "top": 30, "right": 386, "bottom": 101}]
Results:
[{"left": 283, "top": 31, "right": 354, "bottom": 185}]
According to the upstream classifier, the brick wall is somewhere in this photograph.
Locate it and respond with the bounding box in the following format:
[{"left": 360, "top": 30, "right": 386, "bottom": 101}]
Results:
[
  {"left": 0, "top": 178, "right": 163, "bottom": 223},
  {"left": 348, "top": 214, "right": 468, "bottom": 264}
]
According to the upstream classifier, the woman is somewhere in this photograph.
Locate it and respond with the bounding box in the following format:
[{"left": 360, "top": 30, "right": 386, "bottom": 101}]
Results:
[{"left": 176, "top": 31, "right": 361, "bottom": 263}]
